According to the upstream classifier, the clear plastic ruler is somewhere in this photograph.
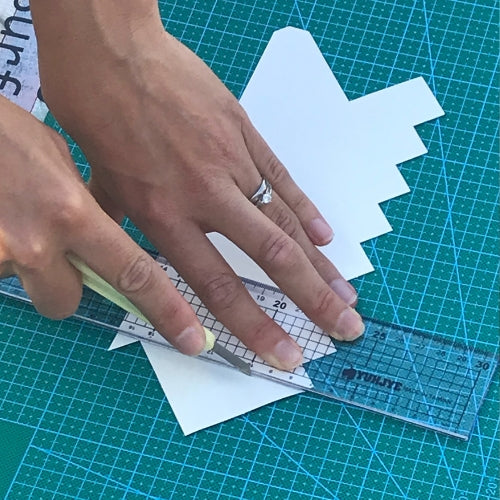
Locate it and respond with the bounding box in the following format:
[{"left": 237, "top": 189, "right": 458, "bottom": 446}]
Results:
[{"left": 0, "top": 254, "right": 497, "bottom": 440}]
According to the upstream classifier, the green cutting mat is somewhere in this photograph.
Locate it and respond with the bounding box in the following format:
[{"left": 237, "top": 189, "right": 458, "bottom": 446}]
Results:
[{"left": 1, "top": 0, "right": 498, "bottom": 498}]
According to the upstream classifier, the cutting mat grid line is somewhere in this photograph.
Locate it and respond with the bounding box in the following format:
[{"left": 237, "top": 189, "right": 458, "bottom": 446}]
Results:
[{"left": 0, "top": 0, "right": 498, "bottom": 499}]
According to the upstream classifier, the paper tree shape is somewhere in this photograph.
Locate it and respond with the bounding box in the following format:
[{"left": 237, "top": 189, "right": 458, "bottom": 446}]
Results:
[
  {"left": 211, "top": 27, "right": 444, "bottom": 282},
  {"left": 111, "top": 27, "right": 445, "bottom": 434}
]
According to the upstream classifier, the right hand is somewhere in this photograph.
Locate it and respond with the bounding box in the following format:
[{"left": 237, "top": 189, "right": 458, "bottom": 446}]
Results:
[
  {"left": 0, "top": 96, "right": 207, "bottom": 355},
  {"left": 31, "top": 3, "right": 365, "bottom": 371}
]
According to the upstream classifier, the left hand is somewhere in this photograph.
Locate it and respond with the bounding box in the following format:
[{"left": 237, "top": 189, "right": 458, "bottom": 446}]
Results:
[{"left": 32, "top": 3, "right": 364, "bottom": 370}]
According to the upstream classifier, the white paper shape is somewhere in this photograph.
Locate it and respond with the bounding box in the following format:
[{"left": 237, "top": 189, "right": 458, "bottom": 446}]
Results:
[
  {"left": 141, "top": 342, "right": 300, "bottom": 435},
  {"left": 109, "top": 332, "right": 136, "bottom": 350},
  {"left": 110, "top": 329, "right": 302, "bottom": 435},
  {"left": 210, "top": 27, "right": 444, "bottom": 284},
  {"left": 110, "top": 27, "right": 444, "bottom": 434}
]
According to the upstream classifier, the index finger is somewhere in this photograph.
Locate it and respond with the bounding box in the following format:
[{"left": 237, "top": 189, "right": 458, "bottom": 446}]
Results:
[
  {"left": 70, "top": 208, "right": 206, "bottom": 355},
  {"left": 145, "top": 221, "right": 304, "bottom": 371}
]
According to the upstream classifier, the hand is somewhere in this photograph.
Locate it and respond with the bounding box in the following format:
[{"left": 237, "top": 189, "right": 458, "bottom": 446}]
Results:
[
  {"left": 0, "top": 95, "right": 207, "bottom": 355},
  {"left": 32, "top": 2, "right": 364, "bottom": 370}
]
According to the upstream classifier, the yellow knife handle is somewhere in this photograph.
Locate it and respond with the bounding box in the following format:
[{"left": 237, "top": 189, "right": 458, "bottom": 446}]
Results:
[{"left": 67, "top": 254, "right": 215, "bottom": 351}]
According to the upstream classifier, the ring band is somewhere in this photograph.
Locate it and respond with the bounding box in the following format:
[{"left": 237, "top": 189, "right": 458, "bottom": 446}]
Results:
[{"left": 250, "top": 178, "right": 273, "bottom": 207}]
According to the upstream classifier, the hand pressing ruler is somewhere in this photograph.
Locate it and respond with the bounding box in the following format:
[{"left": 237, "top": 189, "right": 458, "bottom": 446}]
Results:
[{"left": 0, "top": 254, "right": 497, "bottom": 440}]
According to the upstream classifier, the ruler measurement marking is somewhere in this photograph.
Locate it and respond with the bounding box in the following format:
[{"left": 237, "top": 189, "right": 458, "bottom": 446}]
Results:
[
  {"left": 457, "top": 368, "right": 484, "bottom": 429},
  {"left": 400, "top": 328, "right": 459, "bottom": 428}
]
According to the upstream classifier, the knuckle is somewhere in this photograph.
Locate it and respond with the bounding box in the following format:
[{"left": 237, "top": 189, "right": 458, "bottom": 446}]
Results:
[
  {"left": 288, "top": 192, "right": 309, "bottom": 213},
  {"left": 137, "top": 195, "right": 179, "bottom": 229},
  {"left": 201, "top": 173, "right": 226, "bottom": 198},
  {"left": 187, "top": 176, "right": 236, "bottom": 221},
  {"left": 312, "top": 287, "right": 338, "bottom": 318},
  {"left": 268, "top": 205, "right": 300, "bottom": 240},
  {"left": 264, "top": 154, "right": 288, "bottom": 185},
  {"left": 199, "top": 114, "right": 243, "bottom": 168},
  {"left": 224, "top": 96, "right": 245, "bottom": 120},
  {"left": 140, "top": 199, "right": 166, "bottom": 226},
  {"left": 248, "top": 315, "right": 276, "bottom": 345},
  {"left": 210, "top": 133, "right": 239, "bottom": 166},
  {"left": 50, "top": 190, "right": 88, "bottom": 229},
  {"left": 117, "top": 254, "right": 155, "bottom": 294},
  {"left": 15, "top": 239, "right": 49, "bottom": 272},
  {"left": 259, "top": 233, "right": 299, "bottom": 269},
  {"left": 154, "top": 301, "right": 184, "bottom": 333},
  {"left": 200, "top": 273, "right": 240, "bottom": 311}
]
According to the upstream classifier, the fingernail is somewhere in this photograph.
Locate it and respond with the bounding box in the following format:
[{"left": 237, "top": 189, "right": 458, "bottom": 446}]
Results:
[
  {"left": 330, "top": 278, "right": 358, "bottom": 305},
  {"left": 330, "top": 308, "right": 365, "bottom": 341},
  {"left": 263, "top": 340, "right": 303, "bottom": 371},
  {"left": 309, "top": 218, "right": 334, "bottom": 245},
  {"left": 175, "top": 325, "right": 205, "bottom": 355}
]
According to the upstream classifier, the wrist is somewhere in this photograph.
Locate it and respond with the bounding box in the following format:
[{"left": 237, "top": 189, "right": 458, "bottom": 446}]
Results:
[{"left": 31, "top": 0, "right": 165, "bottom": 60}]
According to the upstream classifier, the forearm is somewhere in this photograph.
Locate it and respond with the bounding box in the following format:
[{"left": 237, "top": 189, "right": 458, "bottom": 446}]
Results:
[
  {"left": 29, "top": 0, "right": 171, "bottom": 128},
  {"left": 30, "top": 0, "right": 164, "bottom": 59}
]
